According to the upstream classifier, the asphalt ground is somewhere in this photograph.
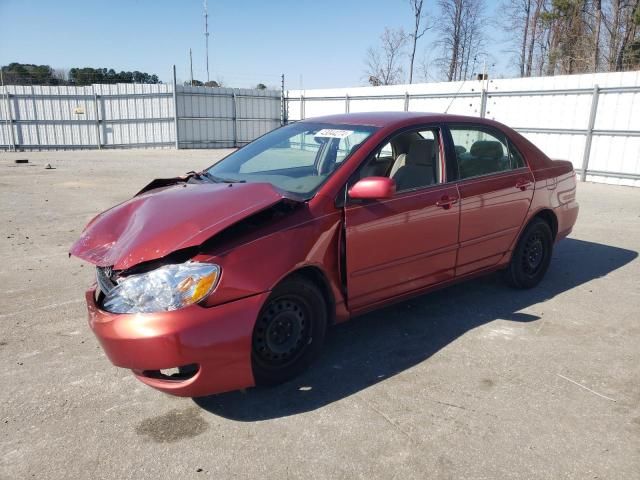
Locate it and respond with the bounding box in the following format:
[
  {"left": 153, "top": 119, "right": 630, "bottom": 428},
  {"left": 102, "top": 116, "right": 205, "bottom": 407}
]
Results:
[{"left": 1, "top": 149, "right": 639, "bottom": 479}]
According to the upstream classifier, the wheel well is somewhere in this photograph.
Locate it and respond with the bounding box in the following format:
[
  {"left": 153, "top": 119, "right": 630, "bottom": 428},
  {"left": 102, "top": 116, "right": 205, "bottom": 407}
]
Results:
[
  {"left": 532, "top": 209, "right": 558, "bottom": 240},
  {"left": 282, "top": 266, "right": 336, "bottom": 325}
]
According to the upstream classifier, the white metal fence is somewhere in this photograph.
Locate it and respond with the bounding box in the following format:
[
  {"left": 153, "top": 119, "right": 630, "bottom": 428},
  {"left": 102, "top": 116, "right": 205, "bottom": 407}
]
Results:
[
  {"left": 286, "top": 71, "right": 640, "bottom": 187},
  {"left": 0, "top": 80, "right": 282, "bottom": 150},
  {"left": 3, "top": 70, "right": 638, "bottom": 186}
]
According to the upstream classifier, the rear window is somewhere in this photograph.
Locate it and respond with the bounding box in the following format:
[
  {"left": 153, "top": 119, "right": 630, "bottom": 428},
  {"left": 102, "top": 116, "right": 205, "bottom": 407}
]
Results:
[{"left": 450, "top": 126, "right": 524, "bottom": 179}]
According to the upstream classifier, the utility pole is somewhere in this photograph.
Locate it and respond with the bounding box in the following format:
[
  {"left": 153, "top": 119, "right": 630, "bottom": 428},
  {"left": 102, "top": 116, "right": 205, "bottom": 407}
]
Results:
[
  {"left": 204, "top": 0, "right": 210, "bottom": 83},
  {"left": 482, "top": 58, "right": 487, "bottom": 89},
  {"left": 280, "top": 74, "right": 286, "bottom": 126},
  {"left": 189, "top": 48, "right": 194, "bottom": 86}
]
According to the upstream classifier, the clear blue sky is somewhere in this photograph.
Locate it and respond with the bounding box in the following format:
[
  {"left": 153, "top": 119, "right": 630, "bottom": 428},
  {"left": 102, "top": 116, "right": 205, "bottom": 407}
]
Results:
[{"left": 0, "top": 0, "right": 511, "bottom": 89}]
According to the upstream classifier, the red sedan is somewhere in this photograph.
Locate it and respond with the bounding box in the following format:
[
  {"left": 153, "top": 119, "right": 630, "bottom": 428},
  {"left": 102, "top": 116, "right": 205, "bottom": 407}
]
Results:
[{"left": 70, "top": 112, "right": 579, "bottom": 397}]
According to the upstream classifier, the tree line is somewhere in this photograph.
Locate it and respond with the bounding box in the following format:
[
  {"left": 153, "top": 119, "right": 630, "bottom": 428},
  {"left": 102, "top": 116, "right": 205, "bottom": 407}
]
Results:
[
  {"left": 365, "top": 0, "right": 640, "bottom": 85},
  {"left": 183, "top": 79, "right": 268, "bottom": 89},
  {"left": 2, "top": 63, "right": 272, "bottom": 90},
  {"left": 1, "top": 63, "right": 160, "bottom": 86}
]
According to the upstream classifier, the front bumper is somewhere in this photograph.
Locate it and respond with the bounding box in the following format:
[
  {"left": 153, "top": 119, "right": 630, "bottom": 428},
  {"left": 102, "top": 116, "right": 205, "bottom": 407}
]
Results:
[{"left": 85, "top": 288, "right": 270, "bottom": 397}]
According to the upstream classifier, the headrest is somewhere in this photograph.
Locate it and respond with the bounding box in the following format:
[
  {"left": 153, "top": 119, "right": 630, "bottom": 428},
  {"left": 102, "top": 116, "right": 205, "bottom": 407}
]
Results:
[
  {"left": 406, "top": 140, "right": 434, "bottom": 166},
  {"left": 470, "top": 141, "right": 503, "bottom": 160}
]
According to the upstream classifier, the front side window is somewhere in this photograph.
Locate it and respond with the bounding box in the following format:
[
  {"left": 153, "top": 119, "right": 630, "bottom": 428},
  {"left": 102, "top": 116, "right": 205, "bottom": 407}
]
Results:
[
  {"left": 450, "top": 126, "right": 523, "bottom": 179},
  {"left": 207, "top": 122, "right": 377, "bottom": 198},
  {"left": 355, "top": 128, "right": 442, "bottom": 193}
]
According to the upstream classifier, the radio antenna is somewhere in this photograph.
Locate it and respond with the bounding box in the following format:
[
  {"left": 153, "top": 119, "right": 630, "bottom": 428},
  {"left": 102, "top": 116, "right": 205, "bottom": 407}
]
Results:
[
  {"left": 204, "top": 0, "right": 210, "bottom": 83},
  {"left": 444, "top": 77, "right": 468, "bottom": 114}
]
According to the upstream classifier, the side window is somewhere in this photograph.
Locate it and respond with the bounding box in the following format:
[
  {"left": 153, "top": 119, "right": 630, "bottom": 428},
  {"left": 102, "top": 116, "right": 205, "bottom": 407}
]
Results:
[
  {"left": 379, "top": 141, "right": 393, "bottom": 158},
  {"left": 450, "top": 126, "right": 517, "bottom": 179},
  {"left": 508, "top": 139, "right": 526, "bottom": 169},
  {"left": 355, "top": 128, "right": 442, "bottom": 192}
]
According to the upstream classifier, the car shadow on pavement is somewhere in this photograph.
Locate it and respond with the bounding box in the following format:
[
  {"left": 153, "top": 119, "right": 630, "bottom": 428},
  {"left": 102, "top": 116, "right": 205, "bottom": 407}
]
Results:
[{"left": 194, "top": 238, "right": 637, "bottom": 420}]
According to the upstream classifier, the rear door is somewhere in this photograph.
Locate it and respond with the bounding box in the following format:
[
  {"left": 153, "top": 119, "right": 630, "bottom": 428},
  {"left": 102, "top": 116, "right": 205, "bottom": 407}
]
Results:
[
  {"left": 344, "top": 126, "right": 460, "bottom": 310},
  {"left": 445, "top": 124, "right": 534, "bottom": 276}
]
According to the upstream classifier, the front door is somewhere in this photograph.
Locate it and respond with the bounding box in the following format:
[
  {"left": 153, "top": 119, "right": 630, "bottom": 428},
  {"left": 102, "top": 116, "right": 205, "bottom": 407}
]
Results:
[{"left": 344, "top": 127, "right": 460, "bottom": 311}]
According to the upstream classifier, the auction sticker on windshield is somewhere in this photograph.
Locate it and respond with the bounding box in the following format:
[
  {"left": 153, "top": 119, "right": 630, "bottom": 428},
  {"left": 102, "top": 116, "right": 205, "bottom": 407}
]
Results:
[{"left": 314, "top": 129, "right": 353, "bottom": 139}]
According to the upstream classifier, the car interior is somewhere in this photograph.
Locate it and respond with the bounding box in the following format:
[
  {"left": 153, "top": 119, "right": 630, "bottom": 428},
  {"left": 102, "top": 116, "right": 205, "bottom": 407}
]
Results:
[
  {"left": 451, "top": 127, "right": 524, "bottom": 179},
  {"left": 357, "top": 129, "right": 442, "bottom": 191},
  {"left": 353, "top": 126, "right": 526, "bottom": 193}
]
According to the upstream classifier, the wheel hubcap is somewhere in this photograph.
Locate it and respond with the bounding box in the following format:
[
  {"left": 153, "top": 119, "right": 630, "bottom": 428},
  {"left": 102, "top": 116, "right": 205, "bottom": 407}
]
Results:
[
  {"left": 253, "top": 297, "right": 309, "bottom": 366},
  {"left": 522, "top": 233, "right": 545, "bottom": 274}
]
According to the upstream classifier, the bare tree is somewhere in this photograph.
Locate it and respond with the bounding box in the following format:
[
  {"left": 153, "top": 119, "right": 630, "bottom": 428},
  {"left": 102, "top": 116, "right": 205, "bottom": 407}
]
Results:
[
  {"left": 594, "top": 0, "right": 603, "bottom": 70},
  {"left": 604, "top": 0, "right": 640, "bottom": 70},
  {"left": 605, "top": 0, "right": 626, "bottom": 69},
  {"left": 418, "top": 48, "right": 435, "bottom": 81},
  {"left": 519, "top": 0, "right": 533, "bottom": 77},
  {"left": 459, "top": 1, "right": 486, "bottom": 79},
  {"left": 364, "top": 28, "right": 409, "bottom": 85},
  {"left": 439, "top": 0, "right": 463, "bottom": 80},
  {"left": 407, "top": 0, "right": 431, "bottom": 83},
  {"left": 617, "top": 0, "right": 640, "bottom": 69},
  {"left": 526, "top": 0, "right": 545, "bottom": 75},
  {"left": 436, "top": 0, "right": 487, "bottom": 81},
  {"left": 499, "top": 0, "right": 547, "bottom": 77},
  {"left": 365, "top": 0, "right": 639, "bottom": 83},
  {"left": 500, "top": 0, "right": 531, "bottom": 76}
]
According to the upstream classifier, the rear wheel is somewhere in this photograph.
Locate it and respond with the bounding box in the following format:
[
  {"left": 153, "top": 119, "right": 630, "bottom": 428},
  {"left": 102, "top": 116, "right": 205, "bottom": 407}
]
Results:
[
  {"left": 505, "top": 217, "right": 553, "bottom": 289},
  {"left": 251, "top": 275, "right": 327, "bottom": 386}
]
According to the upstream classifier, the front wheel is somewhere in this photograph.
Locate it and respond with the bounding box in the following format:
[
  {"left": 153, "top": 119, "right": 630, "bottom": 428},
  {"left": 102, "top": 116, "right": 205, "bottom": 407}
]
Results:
[
  {"left": 505, "top": 218, "right": 553, "bottom": 289},
  {"left": 251, "top": 275, "right": 327, "bottom": 386}
]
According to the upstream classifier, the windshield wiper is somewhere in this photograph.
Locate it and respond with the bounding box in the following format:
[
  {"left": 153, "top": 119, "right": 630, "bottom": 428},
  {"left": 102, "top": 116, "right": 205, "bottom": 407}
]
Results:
[
  {"left": 218, "top": 177, "right": 246, "bottom": 183},
  {"left": 201, "top": 171, "right": 246, "bottom": 184}
]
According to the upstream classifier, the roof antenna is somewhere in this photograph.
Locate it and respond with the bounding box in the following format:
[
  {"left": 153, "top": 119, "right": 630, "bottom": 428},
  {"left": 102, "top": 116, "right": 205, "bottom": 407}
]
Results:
[{"left": 444, "top": 77, "right": 468, "bottom": 114}]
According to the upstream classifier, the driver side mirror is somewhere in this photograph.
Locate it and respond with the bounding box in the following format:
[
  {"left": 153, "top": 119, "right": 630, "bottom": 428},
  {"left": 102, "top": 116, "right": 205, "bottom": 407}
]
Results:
[{"left": 348, "top": 177, "right": 396, "bottom": 200}]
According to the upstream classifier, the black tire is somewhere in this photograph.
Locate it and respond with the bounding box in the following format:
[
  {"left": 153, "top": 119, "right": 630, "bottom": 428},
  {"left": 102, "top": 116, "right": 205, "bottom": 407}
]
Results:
[
  {"left": 505, "top": 217, "right": 553, "bottom": 289},
  {"left": 251, "top": 275, "right": 327, "bottom": 386}
]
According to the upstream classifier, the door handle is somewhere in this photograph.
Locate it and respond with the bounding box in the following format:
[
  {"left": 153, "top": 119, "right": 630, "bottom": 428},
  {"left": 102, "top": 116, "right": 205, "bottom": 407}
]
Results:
[
  {"left": 436, "top": 196, "right": 459, "bottom": 209},
  {"left": 515, "top": 179, "right": 532, "bottom": 191}
]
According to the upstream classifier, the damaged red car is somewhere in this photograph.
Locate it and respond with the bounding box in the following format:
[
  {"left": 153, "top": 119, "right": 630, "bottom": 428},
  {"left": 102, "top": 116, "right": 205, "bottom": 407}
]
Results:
[{"left": 70, "top": 112, "right": 579, "bottom": 397}]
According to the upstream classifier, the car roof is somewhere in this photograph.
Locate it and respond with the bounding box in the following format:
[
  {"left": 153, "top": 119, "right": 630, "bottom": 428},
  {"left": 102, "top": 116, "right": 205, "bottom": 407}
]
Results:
[{"left": 299, "top": 111, "right": 493, "bottom": 128}]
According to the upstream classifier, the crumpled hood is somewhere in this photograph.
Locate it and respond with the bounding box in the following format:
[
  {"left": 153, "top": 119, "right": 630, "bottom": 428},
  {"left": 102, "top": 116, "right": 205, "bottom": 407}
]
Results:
[{"left": 70, "top": 181, "right": 296, "bottom": 270}]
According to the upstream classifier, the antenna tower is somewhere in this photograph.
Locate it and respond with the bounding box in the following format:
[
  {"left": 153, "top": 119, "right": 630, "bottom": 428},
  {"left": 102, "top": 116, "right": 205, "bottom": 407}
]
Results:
[{"left": 204, "top": 0, "right": 210, "bottom": 83}]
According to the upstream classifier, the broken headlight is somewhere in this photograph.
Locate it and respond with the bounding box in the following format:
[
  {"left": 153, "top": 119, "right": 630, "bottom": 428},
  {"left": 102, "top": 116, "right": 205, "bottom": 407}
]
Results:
[{"left": 102, "top": 262, "right": 220, "bottom": 314}]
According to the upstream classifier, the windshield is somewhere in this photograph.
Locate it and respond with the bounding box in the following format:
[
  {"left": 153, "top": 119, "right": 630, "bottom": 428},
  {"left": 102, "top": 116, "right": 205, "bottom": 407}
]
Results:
[{"left": 206, "top": 122, "right": 378, "bottom": 198}]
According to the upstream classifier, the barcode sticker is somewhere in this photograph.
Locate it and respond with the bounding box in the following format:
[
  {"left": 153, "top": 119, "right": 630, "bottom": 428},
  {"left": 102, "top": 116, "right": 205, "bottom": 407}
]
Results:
[{"left": 314, "top": 129, "right": 353, "bottom": 139}]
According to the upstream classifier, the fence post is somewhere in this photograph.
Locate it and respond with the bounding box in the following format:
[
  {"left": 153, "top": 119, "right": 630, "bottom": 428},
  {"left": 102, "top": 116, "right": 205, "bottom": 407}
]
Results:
[
  {"left": 232, "top": 92, "right": 238, "bottom": 148},
  {"left": 345, "top": 93, "right": 350, "bottom": 113},
  {"left": 31, "top": 85, "right": 42, "bottom": 147},
  {"left": 479, "top": 87, "right": 488, "bottom": 118},
  {"left": 280, "top": 74, "right": 286, "bottom": 126},
  {"left": 580, "top": 84, "right": 600, "bottom": 182},
  {"left": 300, "top": 94, "right": 305, "bottom": 120},
  {"left": 92, "top": 87, "right": 101, "bottom": 149},
  {"left": 172, "top": 65, "right": 180, "bottom": 150},
  {"left": 404, "top": 92, "right": 410, "bottom": 112},
  {"left": 3, "top": 89, "right": 16, "bottom": 151}
]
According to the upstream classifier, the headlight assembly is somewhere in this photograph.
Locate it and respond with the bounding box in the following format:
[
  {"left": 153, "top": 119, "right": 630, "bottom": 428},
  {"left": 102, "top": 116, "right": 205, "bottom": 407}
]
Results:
[{"left": 101, "top": 262, "right": 220, "bottom": 314}]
